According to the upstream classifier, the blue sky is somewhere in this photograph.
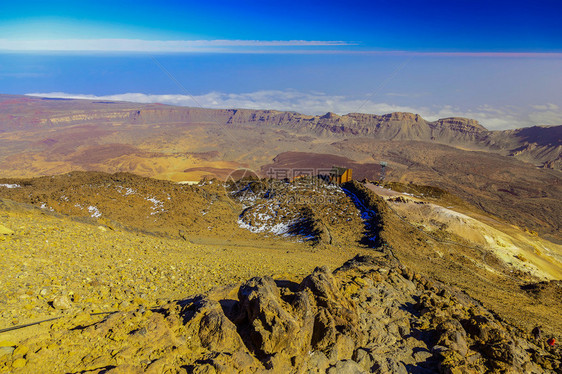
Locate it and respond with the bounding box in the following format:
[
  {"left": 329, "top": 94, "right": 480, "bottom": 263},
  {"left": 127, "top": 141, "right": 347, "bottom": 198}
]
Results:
[
  {"left": 1, "top": 0, "right": 561, "bottom": 51},
  {"left": 0, "top": 0, "right": 561, "bottom": 129}
]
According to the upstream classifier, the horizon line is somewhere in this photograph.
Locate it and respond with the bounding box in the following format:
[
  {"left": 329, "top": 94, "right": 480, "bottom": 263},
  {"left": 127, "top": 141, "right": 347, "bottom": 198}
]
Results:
[
  {"left": 0, "top": 38, "right": 561, "bottom": 57},
  {"left": 21, "top": 92, "right": 562, "bottom": 131}
]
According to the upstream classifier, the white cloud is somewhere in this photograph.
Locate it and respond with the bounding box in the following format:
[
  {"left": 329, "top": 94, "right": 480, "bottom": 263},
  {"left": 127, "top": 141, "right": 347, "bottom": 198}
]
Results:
[
  {"left": 531, "top": 103, "right": 559, "bottom": 111},
  {"left": 527, "top": 110, "right": 562, "bottom": 125},
  {"left": 25, "top": 91, "right": 561, "bottom": 130},
  {"left": 0, "top": 38, "right": 352, "bottom": 52},
  {"left": 25, "top": 90, "right": 425, "bottom": 116},
  {"left": 427, "top": 105, "right": 522, "bottom": 130},
  {"left": 3, "top": 39, "right": 562, "bottom": 58}
]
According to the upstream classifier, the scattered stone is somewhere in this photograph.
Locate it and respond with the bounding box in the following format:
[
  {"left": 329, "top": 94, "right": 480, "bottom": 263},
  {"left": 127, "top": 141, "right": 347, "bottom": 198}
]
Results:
[
  {"left": 0, "top": 346, "right": 15, "bottom": 358},
  {"left": 0, "top": 243, "right": 560, "bottom": 373},
  {"left": 52, "top": 295, "right": 72, "bottom": 310},
  {"left": 12, "top": 358, "right": 26, "bottom": 368},
  {"left": 307, "top": 351, "right": 330, "bottom": 373},
  {"left": 13, "top": 345, "right": 29, "bottom": 356},
  {"left": 0, "top": 224, "right": 14, "bottom": 235},
  {"left": 327, "top": 360, "right": 367, "bottom": 374}
]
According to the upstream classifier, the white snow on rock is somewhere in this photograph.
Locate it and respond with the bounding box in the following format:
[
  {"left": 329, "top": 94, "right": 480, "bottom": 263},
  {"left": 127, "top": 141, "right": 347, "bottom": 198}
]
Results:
[
  {"left": 87, "top": 205, "right": 102, "bottom": 218},
  {"left": 0, "top": 184, "right": 20, "bottom": 188},
  {"left": 146, "top": 196, "right": 166, "bottom": 215},
  {"left": 237, "top": 217, "right": 292, "bottom": 235},
  {"left": 116, "top": 186, "right": 136, "bottom": 196},
  {"left": 234, "top": 178, "right": 348, "bottom": 239},
  {"left": 39, "top": 202, "right": 54, "bottom": 211}
]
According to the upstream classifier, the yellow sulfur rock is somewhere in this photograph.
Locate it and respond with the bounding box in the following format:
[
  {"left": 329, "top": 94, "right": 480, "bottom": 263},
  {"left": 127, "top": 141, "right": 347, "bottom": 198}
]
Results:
[{"left": 12, "top": 358, "right": 27, "bottom": 368}]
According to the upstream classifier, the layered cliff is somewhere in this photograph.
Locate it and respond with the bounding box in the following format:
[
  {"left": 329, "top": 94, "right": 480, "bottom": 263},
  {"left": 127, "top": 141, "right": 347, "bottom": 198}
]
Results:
[{"left": 0, "top": 95, "right": 560, "bottom": 171}]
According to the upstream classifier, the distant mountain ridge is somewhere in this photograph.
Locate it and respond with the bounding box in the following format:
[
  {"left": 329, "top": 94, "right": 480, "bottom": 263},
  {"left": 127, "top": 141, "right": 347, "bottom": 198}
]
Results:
[
  {"left": 222, "top": 109, "right": 561, "bottom": 168},
  {"left": 0, "top": 95, "right": 560, "bottom": 240},
  {"left": 0, "top": 94, "right": 560, "bottom": 169}
]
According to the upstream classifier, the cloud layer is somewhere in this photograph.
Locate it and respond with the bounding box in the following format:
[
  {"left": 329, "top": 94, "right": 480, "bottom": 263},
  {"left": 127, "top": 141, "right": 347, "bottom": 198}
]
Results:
[
  {"left": 26, "top": 91, "right": 561, "bottom": 130},
  {"left": 0, "top": 39, "right": 352, "bottom": 52},
  {"left": 2, "top": 39, "right": 562, "bottom": 57}
]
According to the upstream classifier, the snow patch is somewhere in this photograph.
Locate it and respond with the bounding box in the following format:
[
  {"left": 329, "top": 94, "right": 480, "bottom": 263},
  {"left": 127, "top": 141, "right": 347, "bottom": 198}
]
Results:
[
  {"left": 237, "top": 217, "right": 292, "bottom": 235},
  {"left": 116, "top": 186, "right": 136, "bottom": 196},
  {"left": 39, "top": 202, "right": 54, "bottom": 211},
  {"left": 146, "top": 196, "right": 166, "bottom": 215},
  {"left": 0, "top": 183, "right": 20, "bottom": 188},
  {"left": 87, "top": 205, "right": 102, "bottom": 218}
]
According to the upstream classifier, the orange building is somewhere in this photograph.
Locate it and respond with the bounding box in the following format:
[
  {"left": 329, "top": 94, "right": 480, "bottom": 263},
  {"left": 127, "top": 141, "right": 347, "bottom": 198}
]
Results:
[{"left": 329, "top": 166, "right": 352, "bottom": 184}]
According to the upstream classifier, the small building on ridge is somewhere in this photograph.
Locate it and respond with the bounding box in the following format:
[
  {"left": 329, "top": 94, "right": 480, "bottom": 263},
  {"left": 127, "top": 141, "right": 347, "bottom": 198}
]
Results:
[{"left": 329, "top": 166, "right": 352, "bottom": 184}]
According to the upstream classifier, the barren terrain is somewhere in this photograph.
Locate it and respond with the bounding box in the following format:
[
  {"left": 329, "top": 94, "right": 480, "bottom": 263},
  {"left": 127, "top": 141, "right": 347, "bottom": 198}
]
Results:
[
  {"left": 0, "top": 173, "right": 560, "bottom": 364},
  {"left": 0, "top": 95, "right": 561, "bottom": 372},
  {"left": 0, "top": 95, "right": 560, "bottom": 241}
]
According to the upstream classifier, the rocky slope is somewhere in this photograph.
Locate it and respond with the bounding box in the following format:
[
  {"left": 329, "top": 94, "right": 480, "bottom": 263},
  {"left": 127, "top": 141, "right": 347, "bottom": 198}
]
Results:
[
  {"left": 0, "top": 172, "right": 561, "bottom": 372},
  {"left": 1, "top": 255, "right": 560, "bottom": 373},
  {"left": 0, "top": 172, "right": 366, "bottom": 245},
  {"left": 0, "top": 195, "right": 363, "bottom": 334},
  {"left": 488, "top": 126, "right": 562, "bottom": 169},
  {"left": 329, "top": 140, "right": 562, "bottom": 242},
  {"left": 1, "top": 94, "right": 560, "bottom": 241}
]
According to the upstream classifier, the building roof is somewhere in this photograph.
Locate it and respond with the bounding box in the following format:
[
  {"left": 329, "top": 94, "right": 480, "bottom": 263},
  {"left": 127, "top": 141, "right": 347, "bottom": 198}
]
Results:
[{"left": 330, "top": 166, "right": 351, "bottom": 176}]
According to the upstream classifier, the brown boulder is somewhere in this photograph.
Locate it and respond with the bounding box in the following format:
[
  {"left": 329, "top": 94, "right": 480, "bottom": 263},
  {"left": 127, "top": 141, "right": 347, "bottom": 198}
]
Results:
[{"left": 236, "top": 276, "right": 302, "bottom": 357}]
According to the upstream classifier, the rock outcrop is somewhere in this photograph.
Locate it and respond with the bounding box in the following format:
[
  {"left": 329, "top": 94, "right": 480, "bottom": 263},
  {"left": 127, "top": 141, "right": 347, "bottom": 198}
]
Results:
[{"left": 4, "top": 255, "right": 560, "bottom": 373}]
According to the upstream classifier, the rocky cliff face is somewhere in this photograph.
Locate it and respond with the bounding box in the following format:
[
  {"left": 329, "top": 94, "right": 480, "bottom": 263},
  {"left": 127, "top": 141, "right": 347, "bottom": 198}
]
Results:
[
  {"left": 128, "top": 106, "right": 560, "bottom": 168},
  {"left": 0, "top": 95, "right": 560, "bottom": 169},
  {"left": 219, "top": 108, "right": 560, "bottom": 168},
  {"left": 488, "top": 126, "right": 562, "bottom": 169},
  {"left": 222, "top": 109, "right": 486, "bottom": 142}
]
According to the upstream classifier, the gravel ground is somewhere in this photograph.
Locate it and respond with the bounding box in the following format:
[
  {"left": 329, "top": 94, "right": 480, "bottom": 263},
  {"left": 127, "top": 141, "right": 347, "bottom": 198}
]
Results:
[{"left": 0, "top": 206, "right": 368, "bottom": 331}]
